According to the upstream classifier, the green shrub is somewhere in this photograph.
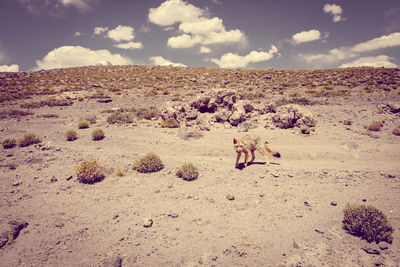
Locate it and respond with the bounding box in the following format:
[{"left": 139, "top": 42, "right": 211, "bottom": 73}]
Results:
[
  {"left": 343, "top": 204, "right": 394, "bottom": 243},
  {"left": 76, "top": 159, "right": 105, "bottom": 184},
  {"left": 91, "top": 128, "right": 105, "bottom": 141},
  {"left": 132, "top": 152, "right": 164, "bottom": 173},
  {"left": 78, "top": 120, "right": 89, "bottom": 129},
  {"left": 17, "top": 133, "right": 42, "bottom": 147},
  {"left": 106, "top": 112, "right": 134, "bottom": 124},
  {"left": 160, "top": 118, "right": 180, "bottom": 128},
  {"left": 65, "top": 129, "right": 77, "bottom": 141},
  {"left": 2, "top": 138, "right": 16, "bottom": 149},
  {"left": 176, "top": 163, "right": 199, "bottom": 181}
]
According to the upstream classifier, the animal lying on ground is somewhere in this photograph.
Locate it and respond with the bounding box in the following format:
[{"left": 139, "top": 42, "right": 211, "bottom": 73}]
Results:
[{"left": 233, "top": 135, "right": 280, "bottom": 168}]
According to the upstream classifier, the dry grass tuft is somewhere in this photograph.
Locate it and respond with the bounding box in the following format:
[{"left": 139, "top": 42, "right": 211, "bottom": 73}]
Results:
[
  {"left": 17, "top": 133, "right": 42, "bottom": 147},
  {"left": 76, "top": 159, "right": 105, "bottom": 184},
  {"left": 132, "top": 152, "right": 164, "bottom": 173},
  {"left": 176, "top": 163, "right": 199, "bottom": 181}
]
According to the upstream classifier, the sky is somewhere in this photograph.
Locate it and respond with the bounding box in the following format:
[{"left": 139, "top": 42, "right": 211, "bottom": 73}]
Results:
[{"left": 0, "top": 0, "right": 400, "bottom": 72}]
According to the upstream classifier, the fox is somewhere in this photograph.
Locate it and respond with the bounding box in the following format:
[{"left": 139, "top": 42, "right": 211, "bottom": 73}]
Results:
[{"left": 233, "top": 134, "right": 280, "bottom": 168}]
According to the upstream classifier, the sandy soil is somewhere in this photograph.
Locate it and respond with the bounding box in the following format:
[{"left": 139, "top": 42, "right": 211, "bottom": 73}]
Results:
[{"left": 0, "top": 66, "right": 400, "bottom": 266}]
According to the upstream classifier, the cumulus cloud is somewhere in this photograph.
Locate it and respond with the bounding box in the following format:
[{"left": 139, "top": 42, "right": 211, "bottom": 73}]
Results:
[
  {"left": 114, "top": 42, "right": 143, "bottom": 50},
  {"left": 339, "top": 55, "right": 398, "bottom": 68},
  {"left": 323, "top": 3, "right": 345, "bottom": 22},
  {"left": 199, "top": 46, "right": 211, "bottom": 54},
  {"left": 352, "top": 32, "right": 400, "bottom": 52},
  {"left": 107, "top": 25, "right": 135, "bottom": 42},
  {"left": 149, "top": 0, "right": 246, "bottom": 49},
  {"left": 292, "top": 29, "right": 321, "bottom": 44},
  {"left": 74, "top": 31, "right": 82, "bottom": 37},
  {"left": 93, "top": 27, "right": 108, "bottom": 36},
  {"left": 0, "top": 64, "right": 19, "bottom": 72},
  {"left": 210, "top": 45, "right": 278, "bottom": 68},
  {"left": 148, "top": 0, "right": 204, "bottom": 26},
  {"left": 300, "top": 32, "right": 400, "bottom": 65},
  {"left": 35, "top": 46, "right": 132, "bottom": 70},
  {"left": 149, "top": 56, "right": 187, "bottom": 67}
]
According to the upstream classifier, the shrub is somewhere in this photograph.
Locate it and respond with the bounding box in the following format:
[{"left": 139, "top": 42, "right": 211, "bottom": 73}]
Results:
[
  {"left": 91, "top": 128, "right": 105, "bottom": 141},
  {"left": 367, "top": 121, "right": 384, "bottom": 131},
  {"left": 65, "top": 129, "right": 78, "bottom": 141},
  {"left": 160, "top": 118, "right": 180, "bottom": 128},
  {"left": 17, "top": 133, "right": 42, "bottom": 147},
  {"left": 115, "top": 166, "right": 125, "bottom": 177},
  {"left": 134, "top": 107, "right": 160, "bottom": 120},
  {"left": 2, "top": 138, "right": 16, "bottom": 149},
  {"left": 392, "top": 128, "right": 400, "bottom": 136},
  {"left": 85, "top": 115, "right": 97, "bottom": 125},
  {"left": 132, "top": 152, "right": 164, "bottom": 173},
  {"left": 343, "top": 204, "right": 394, "bottom": 243},
  {"left": 76, "top": 159, "right": 105, "bottom": 184},
  {"left": 78, "top": 120, "right": 89, "bottom": 129},
  {"left": 176, "top": 163, "right": 199, "bottom": 181},
  {"left": 106, "top": 112, "right": 134, "bottom": 124}
]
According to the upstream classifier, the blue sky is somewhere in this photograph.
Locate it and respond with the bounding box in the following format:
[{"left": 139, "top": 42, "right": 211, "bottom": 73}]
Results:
[{"left": 0, "top": 0, "right": 399, "bottom": 72}]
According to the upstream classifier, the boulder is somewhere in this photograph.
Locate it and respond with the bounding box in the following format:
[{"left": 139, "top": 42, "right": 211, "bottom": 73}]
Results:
[
  {"left": 229, "top": 104, "right": 246, "bottom": 126},
  {"left": 272, "top": 104, "right": 315, "bottom": 129},
  {"left": 215, "top": 109, "right": 232, "bottom": 123}
]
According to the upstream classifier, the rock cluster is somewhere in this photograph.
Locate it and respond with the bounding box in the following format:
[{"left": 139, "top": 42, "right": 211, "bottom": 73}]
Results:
[{"left": 160, "top": 89, "right": 316, "bottom": 130}]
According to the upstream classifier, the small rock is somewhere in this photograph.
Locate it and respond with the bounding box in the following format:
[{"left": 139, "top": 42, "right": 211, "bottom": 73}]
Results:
[
  {"left": 97, "top": 98, "right": 112, "bottom": 103},
  {"left": 293, "top": 240, "right": 300, "bottom": 249},
  {"left": 50, "top": 177, "right": 58, "bottom": 183},
  {"left": 168, "top": 213, "right": 179, "bottom": 218},
  {"left": 362, "top": 243, "right": 380, "bottom": 254},
  {"left": 226, "top": 194, "right": 235, "bottom": 201},
  {"left": 12, "top": 181, "right": 22, "bottom": 186},
  {"left": 374, "top": 256, "right": 385, "bottom": 266},
  {"left": 143, "top": 218, "right": 153, "bottom": 228},
  {"left": 102, "top": 255, "right": 122, "bottom": 267},
  {"left": 378, "top": 241, "right": 389, "bottom": 250},
  {"left": 271, "top": 173, "right": 279, "bottom": 178},
  {"left": 66, "top": 175, "right": 73, "bottom": 181},
  {"left": 330, "top": 201, "right": 337, "bottom": 206}
]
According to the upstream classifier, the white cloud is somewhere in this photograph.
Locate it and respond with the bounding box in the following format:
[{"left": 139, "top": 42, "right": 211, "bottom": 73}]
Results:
[
  {"left": 35, "top": 46, "right": 132, "bottom": 70},
  {"left": 292, "top": 29, "right": 321, "bottom": 44},
  {"left": 340, "top": 55, "right": 398, "bottom": 68},
  {"left": 323, "top": 3, "right": 345, "bottom": 22},
  {"left": 107, "top": 25, "right": 135, "bottom": 42},
  {"left": 149, "top": 56, "right": 187, "bottom": 67},
  {"left": 210, "top": 45, "right": 278, "bottom": 68},
  {"left": 299, "top": 32, "right": 400, "bottom": 65},
  {"left": 18, "top": 0, "right": 95, "bottom": 15},
  {"left": 148, "top": 0, "right": 204, "bottom": 26},
  {"left": 74, "top": 31, "right": 82, "bottom": 37},
  {"left": 149, "top": 0, "right": 246, "bottom": 49},
  {"left": 167, "top": 34, "right": 202, "bottom": 48},
  {"left": 61, "top": 0, "right": 92, "bottom": 12},
  {"left": 352, "top": 32, "right": 400, "bottom": 52},
  {"left": 0, "top": 64, "right": 19, "bottom": 72},
  {"left": 93, "top": 27, "right": 108, "bottom": 35},
  {"left": 114, "top": 42, "right": 143, "bottom": 50},
  {"left": 199, "top": 46, "right": 211, "bottom": 54}
]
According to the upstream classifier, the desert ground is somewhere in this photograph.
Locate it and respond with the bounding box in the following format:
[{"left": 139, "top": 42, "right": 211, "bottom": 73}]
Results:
[{"left": 0, "top": 65, "right": 400, "bottom": 266}]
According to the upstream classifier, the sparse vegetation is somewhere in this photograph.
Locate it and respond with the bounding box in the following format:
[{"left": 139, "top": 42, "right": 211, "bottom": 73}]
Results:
[
  {"left": 343, "top": 204, "right": 394, "bottom": 243},
  {"left": 91, "top": 128, "right": 105, "bottom": 141},
  {"left": 65, "top": 129, "right": 78, "bottom": 141},
  {"left": 132, "top": 152, "right": 164, "bottom": 173},
  {"left": 0, "top": 109, "right": 34, "bottom": 119},
  {"left": 76, "top": 159, "right": 105, "bottom": 184},
  {"left": 78, "top": 120, "right": 90, "bottom": 129},
  {"left": 160, "top": 118, "right": 180, "bottom": 128},
  {"left": 115, "top": 166, "right": 126, "bottom": 177},
  {"left": 17, "top": 133, "right": 42, "bottom": 147},
  {"left": 106, "top": 112, "right": 134, "bottom": 124},
  {"left": 2, "top": 138, "right": 16, "bottom": 149},
  {"left": 85, "top": 115, "right": 97, "bottom": 125},
  {"left": 367, "top": 121, "right": 384, "bottom": 132},
  {"left": 134, "top": 107, "right": 160, "bottom": 120},
  {"left": 176, "top": 163, "right": 199, "bottom": 181}
]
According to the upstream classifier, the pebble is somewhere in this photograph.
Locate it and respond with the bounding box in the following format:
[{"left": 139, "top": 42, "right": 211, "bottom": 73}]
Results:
[
  {"left": 378, "top": 241, "right": 389, "bottom": 250},
  {"left": 330, "top": 201, "right": 337, "bottom": 206},
  {"left": 168, "top": 213, "right": 179, "bottom": 218},
  {"left": 226, "top": 194, "right": 235, "bottom": 201},
  {"left": 12, "top": 181, "right": 22, "bottom": 186},
  {"left": 143, "top": 218, "right": 153, "bottom": 228}
]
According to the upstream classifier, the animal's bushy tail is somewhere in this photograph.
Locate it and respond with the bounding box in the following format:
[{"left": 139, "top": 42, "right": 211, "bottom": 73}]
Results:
[{"left": 264, "top": 142, "right": 281, "bottom": 158}]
